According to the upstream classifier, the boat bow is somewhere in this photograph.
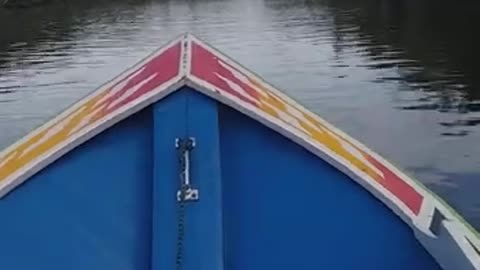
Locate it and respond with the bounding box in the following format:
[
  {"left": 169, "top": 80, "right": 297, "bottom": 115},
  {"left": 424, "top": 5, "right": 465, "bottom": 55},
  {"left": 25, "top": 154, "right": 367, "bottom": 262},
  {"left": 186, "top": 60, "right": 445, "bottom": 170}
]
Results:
[{"left": 0, "top": 33, "right": 479, "bottom": 270}]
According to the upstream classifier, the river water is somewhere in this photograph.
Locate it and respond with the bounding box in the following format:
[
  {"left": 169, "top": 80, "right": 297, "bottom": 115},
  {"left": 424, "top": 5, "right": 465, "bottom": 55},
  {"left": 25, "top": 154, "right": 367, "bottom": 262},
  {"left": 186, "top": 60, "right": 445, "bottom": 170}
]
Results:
[{"left": 0, "top": 0, "right": 479, "bottom": 228}]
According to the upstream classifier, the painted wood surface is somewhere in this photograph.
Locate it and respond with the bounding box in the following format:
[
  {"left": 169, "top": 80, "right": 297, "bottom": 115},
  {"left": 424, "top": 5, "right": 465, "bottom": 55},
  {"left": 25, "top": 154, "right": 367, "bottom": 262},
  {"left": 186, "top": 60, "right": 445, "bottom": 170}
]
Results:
[
  {"left": 0, "top": 87, "right": 442, "bottom": 270},
  {"left": 219, "top": 102, "right": 440, "bottom": 270},
  {"left": 0, "top": 33, "right": 479, "bottom": 269},
  {"left": 190, "top": 40, "right": 423, "bottom": 216},
  {"left": 0, "top": 38, "right": 182, "bottom": 197},
  {"left": 0, "top": 108, "right": 153, "bottom": 269},
  {"left": 151, "top": 88, "right": 224, "bottom": 270}
]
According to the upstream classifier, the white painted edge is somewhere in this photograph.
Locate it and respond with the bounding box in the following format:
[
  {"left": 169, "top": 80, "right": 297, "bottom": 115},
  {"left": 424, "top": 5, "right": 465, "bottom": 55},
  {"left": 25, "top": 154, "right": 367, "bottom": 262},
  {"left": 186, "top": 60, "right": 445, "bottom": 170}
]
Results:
[
  {"left": 187, "top": 35, "right": 413, "bottom": 216},
  {"left": 185, "top": 76, "right": 412, "bottom": 223},
  {"left": 183, "top": 34, "right": 192, "bottom": 77},
  {"left": 443, "top": 220, "right": 480, "bottom": 269},
  {"left": 187, "top": 34, "right": 480, "bottom": 264},
  {"left": 414, "top": 192, "right": 438, "bottom": 238},
  {"left": 0, "top": 77, "right": 185, "bottom": 198},
  {"left": 0, "top": 35, "right": 184, "bottom": 161},
  {"left": 0, "top": 33, "right": 478, "bottom": 266},
  {"left": 0, "top": 35, "right": 187, "bottom": 198}
]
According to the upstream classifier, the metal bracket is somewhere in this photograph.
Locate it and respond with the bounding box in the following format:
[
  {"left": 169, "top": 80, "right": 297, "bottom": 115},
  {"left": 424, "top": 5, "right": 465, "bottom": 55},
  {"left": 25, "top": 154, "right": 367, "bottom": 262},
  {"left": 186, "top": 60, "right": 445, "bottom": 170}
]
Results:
[
  {"left": 176, "top": 137, "right": 199, "bottom": 202},
  {"left": 177, "top": 188, "right": 199, "bottom": 202}
]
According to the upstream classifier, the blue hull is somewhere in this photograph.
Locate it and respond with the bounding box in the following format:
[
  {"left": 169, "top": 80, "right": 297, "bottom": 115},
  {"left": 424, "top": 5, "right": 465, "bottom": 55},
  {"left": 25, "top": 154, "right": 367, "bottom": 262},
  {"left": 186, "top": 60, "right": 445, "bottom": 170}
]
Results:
[{"left": 0, "top": 87, "right": 442, "bottom": 269}]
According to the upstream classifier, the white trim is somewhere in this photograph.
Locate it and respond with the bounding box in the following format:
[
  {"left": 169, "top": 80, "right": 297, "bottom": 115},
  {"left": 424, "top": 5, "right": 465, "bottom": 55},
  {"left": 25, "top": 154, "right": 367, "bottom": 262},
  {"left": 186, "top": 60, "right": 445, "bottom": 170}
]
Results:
[
  {"left": 0, "top": 33, "right": 478, "bottom": 268},
  {"left": 188, "top": 34, "right": 480, "bottom": 267},
  {"left": 444, "top": 220, "right": 480, "bottom": 269},
  {"left": 188, "top": 35, "right": 415, "bottom": 217},
  {"left": 414, "top": 193, "right": 438, "bottom": 237},
  {"left": 186, "top": 76, "right": 412, "bottom": 224},
  {"left": 0, "top": 77, "right": 185, "bottom": 198},
  {"left": 0, "top": 35, "right": 184, "bottom": 161},
  {"left": 179, "top": 33, "right": 189, "bottom": 78},
  {"left": 184, "top": 34, "right": 193, "bottom": 76},
  {"left": 0, "top": 35, "right": 186, "bottom": 198}
]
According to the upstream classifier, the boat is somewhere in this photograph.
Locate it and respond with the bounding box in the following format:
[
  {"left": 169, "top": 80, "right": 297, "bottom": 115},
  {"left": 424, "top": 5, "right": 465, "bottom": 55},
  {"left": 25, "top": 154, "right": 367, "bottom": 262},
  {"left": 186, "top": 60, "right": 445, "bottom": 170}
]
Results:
[{"left": 0, "top": 34, "right": 479, "bottom": 270}]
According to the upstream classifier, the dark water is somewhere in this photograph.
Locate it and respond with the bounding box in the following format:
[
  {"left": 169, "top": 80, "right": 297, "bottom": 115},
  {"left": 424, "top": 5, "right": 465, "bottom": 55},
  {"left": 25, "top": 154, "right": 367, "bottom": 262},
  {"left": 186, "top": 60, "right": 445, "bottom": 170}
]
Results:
[{"left": 0, "top": 0, "right": 479, "bottom": 228}]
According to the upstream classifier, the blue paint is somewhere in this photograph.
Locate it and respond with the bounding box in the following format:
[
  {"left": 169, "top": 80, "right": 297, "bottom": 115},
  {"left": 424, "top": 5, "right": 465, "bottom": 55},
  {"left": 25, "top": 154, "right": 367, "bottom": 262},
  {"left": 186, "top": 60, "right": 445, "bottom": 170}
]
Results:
[
  {"left": 218, "top": 105, "right": 441, "bottom": 270},
  {"left": 152, "top": 88, "right": 224, "bottom": 270},
  {"left": 0, "top": 108, "right": 153, "bottom": 270},
  {"left": 185, "top": 90, "right": 224, "bottom": 270},
  {"left": 0, "top": 87, "right": 446, "bottom": 269},
  {"left": 151, "top": 89, "right": 187, "bottom": 270}
]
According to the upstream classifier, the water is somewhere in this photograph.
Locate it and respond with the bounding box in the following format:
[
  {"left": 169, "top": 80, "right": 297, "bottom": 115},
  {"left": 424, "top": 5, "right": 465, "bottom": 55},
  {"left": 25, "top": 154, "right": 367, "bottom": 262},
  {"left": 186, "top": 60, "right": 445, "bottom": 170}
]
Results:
[{"left": 0, "top": 0, "right": 479, "bottom": 228}]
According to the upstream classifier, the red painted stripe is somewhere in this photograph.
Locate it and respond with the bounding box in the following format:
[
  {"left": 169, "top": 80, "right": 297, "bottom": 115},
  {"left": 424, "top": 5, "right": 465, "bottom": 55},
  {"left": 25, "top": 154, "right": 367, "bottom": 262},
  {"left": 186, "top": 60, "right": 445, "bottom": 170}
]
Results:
[
  {"left": 191, "top": 39, "right": 424, "bottom": 216},
  {"left": 191, "top": 42, "right": 260, "bottom": 106},
  {"left": 366, "top": 156, "right": 423, "bottom": 215},
  {"left": 99, "top": 42, "right": 181, "bottom": 115}
]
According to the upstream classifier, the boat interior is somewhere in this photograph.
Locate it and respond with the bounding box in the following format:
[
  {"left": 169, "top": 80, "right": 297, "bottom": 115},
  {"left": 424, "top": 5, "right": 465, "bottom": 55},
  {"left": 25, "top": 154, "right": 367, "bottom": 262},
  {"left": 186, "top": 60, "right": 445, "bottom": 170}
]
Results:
[{"left": 0, "top": 87, "right": 442, "bottom": 270}]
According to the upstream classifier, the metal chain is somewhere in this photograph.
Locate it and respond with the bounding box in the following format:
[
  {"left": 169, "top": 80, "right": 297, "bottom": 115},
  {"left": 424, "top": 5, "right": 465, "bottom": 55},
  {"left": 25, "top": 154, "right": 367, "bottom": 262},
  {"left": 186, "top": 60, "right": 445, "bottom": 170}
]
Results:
[
  {"left": 175, "top": 138, "right": 195, "bottom": 270},
  {"left": 176, "top": 139, "right": 187, "bottom": 270},
  {"left": 175, "top": 188, "right": 187, "bottom": 270}
]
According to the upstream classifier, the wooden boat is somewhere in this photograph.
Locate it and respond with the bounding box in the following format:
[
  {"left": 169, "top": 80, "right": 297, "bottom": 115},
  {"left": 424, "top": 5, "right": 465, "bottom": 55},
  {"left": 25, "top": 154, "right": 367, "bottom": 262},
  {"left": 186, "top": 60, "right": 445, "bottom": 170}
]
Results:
[{"left": 0, "top": 34, "right": 479, "bottom": 270}]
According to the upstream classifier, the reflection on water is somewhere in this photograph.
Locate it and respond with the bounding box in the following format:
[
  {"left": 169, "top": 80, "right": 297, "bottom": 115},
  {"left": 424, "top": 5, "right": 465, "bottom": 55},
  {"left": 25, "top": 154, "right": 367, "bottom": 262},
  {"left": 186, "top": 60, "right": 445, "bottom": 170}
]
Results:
[
  {"left": 324, "top": 0, "right": 480, "bottom": 109},
  {"left": 0, "top": 0, "right": 479, "bottom": 228}
]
